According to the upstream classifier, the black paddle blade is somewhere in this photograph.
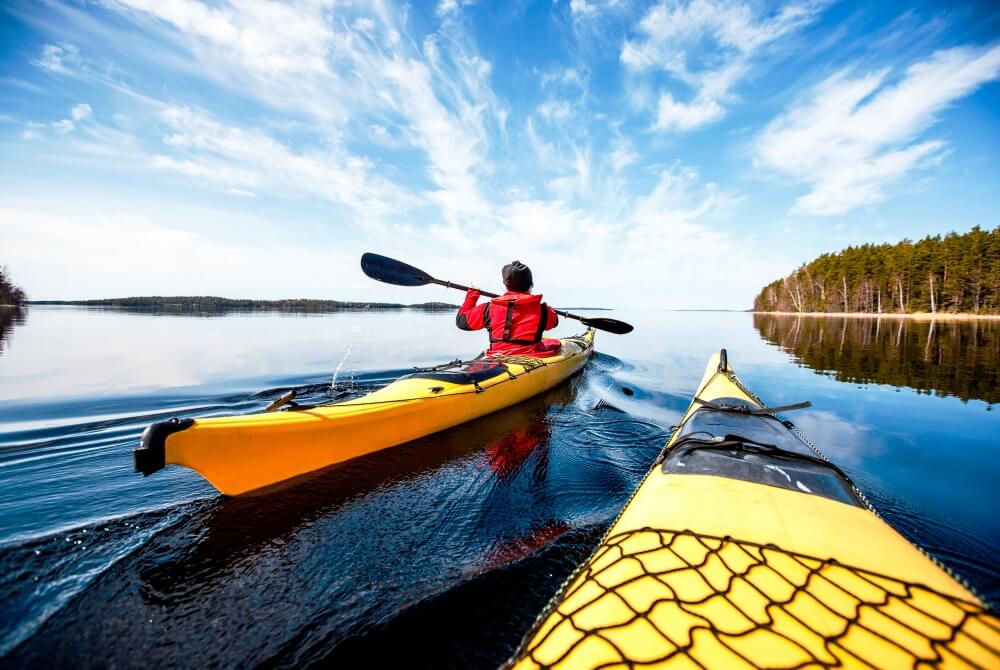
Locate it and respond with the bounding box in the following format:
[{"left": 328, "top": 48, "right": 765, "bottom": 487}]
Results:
[
  {"left": 361, "top": 253, "right": 434, "bottom": 287},
  {"left": 578, "top": 317, "right": 634, "bottom": 334}
]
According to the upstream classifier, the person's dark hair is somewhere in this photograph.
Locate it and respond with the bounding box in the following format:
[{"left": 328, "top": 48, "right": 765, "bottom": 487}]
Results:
[{"left": 502, "top": 261, "right": 533, "bottom": 292}]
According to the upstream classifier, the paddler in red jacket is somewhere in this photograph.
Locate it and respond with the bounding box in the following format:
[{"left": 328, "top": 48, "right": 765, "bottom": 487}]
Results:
[{"left": 456, "top": 261, "right": 561, "bottom": 357}]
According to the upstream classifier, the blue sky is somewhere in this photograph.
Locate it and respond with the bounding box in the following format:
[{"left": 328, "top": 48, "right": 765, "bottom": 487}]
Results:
[{"left": 2, "top": 0, "right": 998, "bottom": 308}]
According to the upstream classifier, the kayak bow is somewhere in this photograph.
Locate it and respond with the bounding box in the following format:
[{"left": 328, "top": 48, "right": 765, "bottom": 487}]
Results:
[
  {"left": 508, "top": 349, "right": 999, "bottom": 669},
  {"left": 134, "top": 330, "right": 594, "bottom": 495}
]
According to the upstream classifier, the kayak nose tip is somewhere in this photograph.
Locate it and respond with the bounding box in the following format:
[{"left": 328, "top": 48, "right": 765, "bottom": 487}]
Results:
[{"left": 133, "top": 418, "right": 194, "bottom": 476}]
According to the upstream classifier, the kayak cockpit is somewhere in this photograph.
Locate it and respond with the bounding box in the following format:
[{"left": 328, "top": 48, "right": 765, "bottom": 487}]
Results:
[
  {"left": 401, "top": 360, "right": 510, "bottom": 387},
  {"left": 660, "top": 395, "right": 862, "bottom": 505},
  {"left": 661, "top": 440, "right": 861, "bottom": 505}
]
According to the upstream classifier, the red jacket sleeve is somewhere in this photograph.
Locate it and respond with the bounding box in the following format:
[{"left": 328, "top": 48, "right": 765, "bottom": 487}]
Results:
[
  {"left": 456, "top": 290, "right": 487, "bottom": 331},
  {"left": 546, "top": 304, "right": 558, "bottom": 330}
]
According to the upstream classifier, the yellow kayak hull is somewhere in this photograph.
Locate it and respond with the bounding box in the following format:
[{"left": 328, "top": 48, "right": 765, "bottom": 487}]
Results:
[
  {"left": 135, "top": 331, "right": 594, "bottom": 495},
  {"left": 509, "top": 351, "right": 999, "bottom": 669}
]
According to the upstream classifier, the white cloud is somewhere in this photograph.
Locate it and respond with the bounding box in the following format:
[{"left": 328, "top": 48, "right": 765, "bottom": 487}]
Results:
[
  {"left": 538, "top": 100, "right": 574, "bottom": 122},
  {"left": 609, "top": 141, "right": 638, "bottom": 171},
  {"left": 540, "top": 67, "right": 589, "bottom": 91},
  {"left": 633, "top": 0, "right": 820, "bottom": 53},
  {"left": 545, "top": 147, "right": 593, "bottom": 201},
  {"left": 536, "top": 67, "right": 597, "bottom": 138},
  {"left": 526, "top": 117, "right": 558, "bottom": 169},
  {"left": 391, "top": 164, "right": 778, "bottom": 309},
  {"left": 32, "top": 43, "right": 80, "bottom": 73},
  {"left": 70, "top": 103, "right": 92, "bottom": 120},
  {"left": 106, "top": 0, "right": 502, "bottom": 224},
  {"left": 754, "top": 44, "right": 1000, "bottom": 216},
  {"left": 21, "top": 104, "right": 95, "bottom": 139},
  {"left": 622, "top": 0, "right": 826, "bottom": 132},
  {"left": 654, "top": 92, "right": 724, "bottom": 131},
  {"left": 569, "top": 0, "right": 626, "bottom": 19},
  {"left": 22, "top": 121, "right": 47, "bottom": 140},
  {"left": 150, "top": 155, "right": 262, "bottom": 188},
  {"left": 151, "top": 106, "right": 417, "bottom": 215},
  {"left": 570, "top": 0, "right": 599, "bottom": 16},
  {"left": 437, "top": 0, "right": 459, "bottom": 16},
  {"left": 383, "top": 33, "right": 495, "bottom": 220},
  {"left": 109, "top": 0, "right": 332, "bottom": 78}
]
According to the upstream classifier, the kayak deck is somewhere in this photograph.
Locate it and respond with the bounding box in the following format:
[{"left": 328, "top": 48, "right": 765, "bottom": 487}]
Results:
[
  {"left": 508, "top": 350, "right": 999, "bottom": 669},
  {"left": 134, "top": 331, "right": 594, "bottom": 495}
]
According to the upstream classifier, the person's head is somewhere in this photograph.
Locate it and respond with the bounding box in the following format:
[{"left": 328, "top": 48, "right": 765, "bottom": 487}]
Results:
[{"left": 502, "top": 260, "right": 533, "bottom": 292}]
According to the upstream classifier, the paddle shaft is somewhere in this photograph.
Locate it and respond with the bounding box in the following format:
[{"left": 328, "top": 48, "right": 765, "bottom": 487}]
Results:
[{"left": 429, "top": 278, "right": 589, "bottom": 323}]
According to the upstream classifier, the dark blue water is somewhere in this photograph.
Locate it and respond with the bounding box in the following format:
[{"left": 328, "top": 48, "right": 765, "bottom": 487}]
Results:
[{"left": 0, "top": 307, "right": 997, "bottom": 668}]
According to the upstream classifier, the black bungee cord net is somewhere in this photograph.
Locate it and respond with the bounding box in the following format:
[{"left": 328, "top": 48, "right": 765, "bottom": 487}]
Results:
[{"left": 511, "top": 527, "right": 1000, "bottom": 669}]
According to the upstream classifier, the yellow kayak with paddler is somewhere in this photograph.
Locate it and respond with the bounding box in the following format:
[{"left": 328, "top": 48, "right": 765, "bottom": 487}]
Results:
[
  {"left": 507, "top": 349, "right": 999, "bottom": 669},
  {"left": 133, "top": 330, "right": 594, "bottom": 495}
]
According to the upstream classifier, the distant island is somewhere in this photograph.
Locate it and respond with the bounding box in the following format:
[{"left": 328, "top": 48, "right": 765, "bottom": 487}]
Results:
[
  {"left": 754, "top": 226, "right": 1000, "bottom": 316},
  {"left": 29, "top": 296, "right": 459, "bottom": 313}
]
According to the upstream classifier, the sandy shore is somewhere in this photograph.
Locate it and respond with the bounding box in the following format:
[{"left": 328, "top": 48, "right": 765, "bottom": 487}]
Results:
[{"left": 755, "top": 311, "right": 1000, "bottom": 321}]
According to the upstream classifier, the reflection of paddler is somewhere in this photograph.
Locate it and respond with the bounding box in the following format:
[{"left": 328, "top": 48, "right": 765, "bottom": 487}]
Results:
[{"left": 483, "top": 419, "right": 551, "bottom": 479}]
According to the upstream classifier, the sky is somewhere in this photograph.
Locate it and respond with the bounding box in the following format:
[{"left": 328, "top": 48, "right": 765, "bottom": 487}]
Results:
[{"left": 1, "top": 0, "right": 998, "bottom": 309}]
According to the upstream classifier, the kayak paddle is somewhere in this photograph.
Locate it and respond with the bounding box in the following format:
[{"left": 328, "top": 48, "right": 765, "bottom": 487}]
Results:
[{"left": 360, "top": 252, "right": 634, "bottom": 335}]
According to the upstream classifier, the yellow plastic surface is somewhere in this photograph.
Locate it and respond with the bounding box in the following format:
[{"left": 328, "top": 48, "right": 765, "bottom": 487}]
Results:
[
  {"left": 509, "top": 353, "right": 1000, "bottom": 669},
  {"left": 163, "top": 331, "right": 594, "bottom": 495}
]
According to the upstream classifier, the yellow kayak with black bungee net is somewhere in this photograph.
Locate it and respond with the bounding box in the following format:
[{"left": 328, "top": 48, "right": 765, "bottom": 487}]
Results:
[
  {"left": 507, "top": 349, "right": 999, "bottom": 669},
  {"left": 134, "top": 330, "right": 595, "bottom": 496}
]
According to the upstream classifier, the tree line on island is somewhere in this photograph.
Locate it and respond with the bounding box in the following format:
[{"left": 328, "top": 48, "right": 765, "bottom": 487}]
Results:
[
  {"left": 29, "top": 296, "right": 458, "bottom": 313},
  {"left": 754, "top": 226, "right": 1000, "bottom": 314}
]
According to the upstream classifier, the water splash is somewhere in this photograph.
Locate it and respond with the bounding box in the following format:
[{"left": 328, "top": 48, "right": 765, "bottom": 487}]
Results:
[{"left": 330, "top": 344, "right": 352, "bottom": 390}]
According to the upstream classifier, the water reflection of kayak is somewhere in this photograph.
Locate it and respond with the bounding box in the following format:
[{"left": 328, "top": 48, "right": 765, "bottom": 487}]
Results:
[
  {"left": 508, "top": 349, "right": 999, "bottom": 669},
  {"left": 133, "top": 331, "right": 594, "bottom": 495}
]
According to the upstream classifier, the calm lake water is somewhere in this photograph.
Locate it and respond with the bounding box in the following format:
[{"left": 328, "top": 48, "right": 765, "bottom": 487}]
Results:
[{"left": 1, "top": 307, "right": 997, "bottom": 667}]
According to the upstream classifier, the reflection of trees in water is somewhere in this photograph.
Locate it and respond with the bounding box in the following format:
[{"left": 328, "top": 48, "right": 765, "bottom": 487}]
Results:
[
  {"left": 754, "top": 314, "right": 999, "bottom": 405},
  {"left": 0, "top": 307, "right": 26, "bottom": 355}
]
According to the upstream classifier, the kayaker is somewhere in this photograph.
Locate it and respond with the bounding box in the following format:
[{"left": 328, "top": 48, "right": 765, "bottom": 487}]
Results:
[{"left": 456, "top": 261, "right": 561, "bottom": 357}]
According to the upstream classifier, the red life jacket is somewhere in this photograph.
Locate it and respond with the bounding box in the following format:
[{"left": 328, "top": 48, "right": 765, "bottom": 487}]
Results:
[
  {"left": 456, "top": 290, "right": 560, "bottom": 356},
  {"left": 484, "top": 293, "right": 552, "bottom": 346}
]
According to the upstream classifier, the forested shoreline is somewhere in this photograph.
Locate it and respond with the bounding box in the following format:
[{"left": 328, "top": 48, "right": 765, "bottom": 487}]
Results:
[{"left": 754, "top": 227, "right": 1000, "bottom": 315}]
